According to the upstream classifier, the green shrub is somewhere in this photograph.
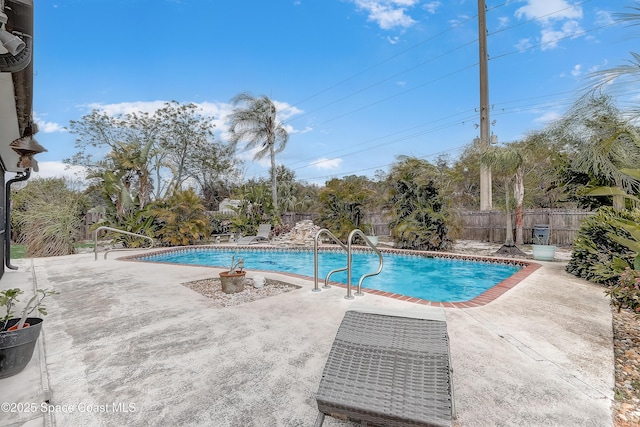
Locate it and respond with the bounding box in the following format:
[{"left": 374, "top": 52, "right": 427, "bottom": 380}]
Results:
[
  {"left": 93, "top": 208, "right": 156, "bottom": 248},
  {"left": 208, "top": 212, "right": 234, "bottom": 235},
  {"left": 153, "top": 189, "right": 211, "bottom": 246},
  {"left": 566, "top": 207, "right": 640, "bottom": 285},
  {"left": 388, "top": 178, "right": 451, "bottom": 251},
  {"left": 605, "top": 267, "right": 640, "bottom": 315},
  {"left": 12, "top": 178, "right": 89, "bottom": 257}
]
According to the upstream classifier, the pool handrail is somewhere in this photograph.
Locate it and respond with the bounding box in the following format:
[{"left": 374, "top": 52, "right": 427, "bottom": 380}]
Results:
[
  {"left": 93, "top": 226, "right": 154, "bottom": 260},
  {"left": 313, "top": 229, "right": 348, "bottom": 292},
  {"left": 346, "top": 229, "right": 384, "bottom": 299}
]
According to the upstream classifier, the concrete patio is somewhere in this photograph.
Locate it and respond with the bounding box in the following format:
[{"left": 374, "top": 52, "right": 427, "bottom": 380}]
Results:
[{"left": 1, "top": 249, "right": 614, "bottom": 426}]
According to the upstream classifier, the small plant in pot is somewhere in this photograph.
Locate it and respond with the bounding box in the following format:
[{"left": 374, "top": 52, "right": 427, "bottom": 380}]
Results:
[
  {"left": 219, "top": 255, "right": 246, "bottom": 294},
  {"left": 0, "top": 288, "right": 57, "bottom": 379}
]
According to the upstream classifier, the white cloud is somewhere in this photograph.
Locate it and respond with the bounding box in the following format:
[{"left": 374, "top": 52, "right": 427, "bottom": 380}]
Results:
[
  {"left": 387, "top": 35, "right": 400, "bottom": 44},
  {"left": 286, "top": 125, "right": 313, "bottom": 135},
  {"left": 86, "top": 99, "right": 307, "bottom": 142},
  {"left": 570, "top": 64, "right": 582, "bottom": 77},
  {"left": 514, "top": 0, "right": 584, "bottom": 51},
  {"left": 273, "top": 100, "right": 303, "bottom": 121},
  {"left": 540, "top": 20, "right": 582, "bottom": 50},
  {"left": 33, "top": 112, "right": 65, "bottom": 133},
  {"left": 534, "top": 111, "right": 561, "bottom": 124},
  {"left": 595, "top": 10, "right": 614, "bottom": 26},
  {"left": 514, "top": 0, "right": 582, "bottom": 23},
  {"left": 310, "top": 157, "right": 343, "bottom": 170},
  {"left": 515, "top": 38, "right": 533, "bottom": 51},
  {"left": 352, "top": 0, "right": 420, "bottom": 30},
  {"left": 31, "top": 161, "right": 87, "bottom": 180},
  {"left": 197, "top": 101, "right": 235, "bottom": 132},
  {"left": 423, "top": 1, "right": 440, "bottom": 14},
  {"left": 86, "top": 100, "right": 168, "bottom": 116}
]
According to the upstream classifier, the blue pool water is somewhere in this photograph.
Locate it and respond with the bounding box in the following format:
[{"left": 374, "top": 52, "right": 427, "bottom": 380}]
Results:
[{"left": 138, "top": 248, "right": 521, "bottom": 302}]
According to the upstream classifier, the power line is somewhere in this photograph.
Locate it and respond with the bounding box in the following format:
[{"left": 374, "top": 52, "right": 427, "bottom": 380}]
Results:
[
  {"left": 256, "top": 3, "right": 626, "bottom": 181},
  {"left": 286, "top": 108, "right": 478, "bottom": 168},
  {"left": 285, "top": 39, "right": 478, "bottom": 125},
  {"left": 489, "top": 21, "right": 620, "bottom": 61},
  {"left": 280, "top": 14, "right": 480, "bottom": 116}
]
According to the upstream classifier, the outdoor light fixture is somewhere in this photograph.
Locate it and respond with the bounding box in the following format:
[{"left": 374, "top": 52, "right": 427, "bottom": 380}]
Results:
[
  {"left": 0, "top": 11, "right": 25, "bottom": 56},
  {"left": 0, "top": 29, "right": 24, "bottom": 55}
]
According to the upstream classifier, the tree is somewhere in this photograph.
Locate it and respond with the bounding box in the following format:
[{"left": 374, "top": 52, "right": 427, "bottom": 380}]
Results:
[
  {"left": 67, "top": 102, "right": 235, "bottom": 204},
  {"left": 187, "top": 141, "right": 242, "bottom": 210},
  {"left": 229, "top": 181, "right": 275, "bottom": 236},
  {"left": 67, "top": 110, "right": 163, "bottom": 202},
  {"left": 318, "top": 176, "right": 376, "bottom": 242},
  {"left": 385, "top": 157, "right": 451, "bottom": 251},
  {"left": 590, "top": 2, "right": 640, "bottom": 118},
  {"left": 155, "top": 101, "right": 217, "bottom": 191},
  {"left": 448, "top": 146, "right": 482, "bottom": 209},
  {"left": 481, "top": 145, "right": 525, "bottom": 252},
  {"left": 227, "top": 93, "right": 289, "bottom": 214},
  {"left": 550, "top": 94, "right": 640, "bottom": 210}
]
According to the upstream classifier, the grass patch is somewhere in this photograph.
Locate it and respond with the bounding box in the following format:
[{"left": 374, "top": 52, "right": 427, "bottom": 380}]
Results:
[
  {"left": 10, "top": 244, "right": 26, "bottom": 259},
  {"left": 10, "top": 242, "right": 95, "bottom": 259}
]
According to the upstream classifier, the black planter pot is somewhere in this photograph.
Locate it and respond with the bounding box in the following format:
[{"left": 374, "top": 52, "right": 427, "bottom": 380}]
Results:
[{"left": 0, "top": 317, "right": 43, "bottom": 379}]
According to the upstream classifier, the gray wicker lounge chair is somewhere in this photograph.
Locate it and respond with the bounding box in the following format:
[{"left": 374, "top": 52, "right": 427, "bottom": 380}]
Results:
[
  {"left": 315, "top": 310, "right": 454, "bottom": 427},
  {"left": 236, "top": 224, "right": 271, "bottom": 245}
]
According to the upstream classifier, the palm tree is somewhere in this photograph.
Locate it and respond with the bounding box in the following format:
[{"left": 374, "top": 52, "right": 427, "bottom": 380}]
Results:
[
  {"left": 227, "top": 93, "right": 289, "bottom": 214},
  {"left": 481, "top": 145, "right": 526, "bottom": 253},
  {"left": 551, "top": 94, "right": 640, "bottom": 210},
  {"left": 591, "top": 3, "right": 640, "bottom": 118}
]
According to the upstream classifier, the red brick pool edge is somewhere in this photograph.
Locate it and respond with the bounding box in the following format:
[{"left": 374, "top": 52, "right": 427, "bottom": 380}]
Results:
[
  {"left": 311, "top": 255, "right": 541, "bottom": 308},
  {"left": 122, "top": 246, "right": 542, "bottom": 308},
  {"left": 362, "top": 260, "right": 541, "bottom": 308}
]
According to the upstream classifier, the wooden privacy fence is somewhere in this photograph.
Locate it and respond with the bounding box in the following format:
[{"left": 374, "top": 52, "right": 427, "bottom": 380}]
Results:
[
  {"left": 454, "top": 209, "right": 594, "bottom": 246},
  {"left": 80, "top": 208, "right": 593, "bottom": 246}
]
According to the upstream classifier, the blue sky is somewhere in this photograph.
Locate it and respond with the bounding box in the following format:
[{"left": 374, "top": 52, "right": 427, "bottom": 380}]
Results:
[{"left": 32, "top": 0, "right": 637, "bottom": 185}]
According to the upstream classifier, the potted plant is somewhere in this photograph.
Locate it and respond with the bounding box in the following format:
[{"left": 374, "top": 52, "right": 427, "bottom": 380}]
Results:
[
  {"left": 0, "top": 288, "right": 57, "bottom": 379},
  {"left": 219, "top": 255, "right": 246, "bottom": 294}
]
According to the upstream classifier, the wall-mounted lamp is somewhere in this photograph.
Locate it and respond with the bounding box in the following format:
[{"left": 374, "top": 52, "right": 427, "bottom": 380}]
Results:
[
  {"left": 0, "top": 11, "right": 25, "bottom": 56},
  {"left": 0, "top": 30, "right": 25, "bottom": 55}
]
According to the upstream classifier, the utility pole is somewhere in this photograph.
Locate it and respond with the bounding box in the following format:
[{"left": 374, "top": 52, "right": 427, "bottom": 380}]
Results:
[{"left": 478, "top": 0, "right": 492, "bottom": 210}]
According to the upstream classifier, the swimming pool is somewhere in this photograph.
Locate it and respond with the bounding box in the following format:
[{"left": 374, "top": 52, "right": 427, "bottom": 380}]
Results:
[{"left": 134, "top": 247, "right": 525, "bottom": 303}]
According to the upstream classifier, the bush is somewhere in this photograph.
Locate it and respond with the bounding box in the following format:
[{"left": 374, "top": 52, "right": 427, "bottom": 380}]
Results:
[
  {"left": 153, "top": 189, "right": 211, "bottom": 246},
  {"left": 388, "top": 178, "right": 451, "bottom": 251},
  {"left": 566, "top": 207, "right": 640, "bottom": 285},
  {"left": 208, "top": 212, "right": 234, "bottom": 235},
  {"left": 605, "top": 267, "right": 640, "bottom": 315},
  {"left": 12, "top": 178, "right": 89, "bottom": 257}
]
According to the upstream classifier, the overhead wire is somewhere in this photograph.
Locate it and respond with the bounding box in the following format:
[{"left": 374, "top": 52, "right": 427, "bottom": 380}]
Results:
[
  {"left": 242, "top": 1, "right": 626, "bottom": 181},
  {"left": 280, "top": 13, "right": 480, "bottom": 116}
]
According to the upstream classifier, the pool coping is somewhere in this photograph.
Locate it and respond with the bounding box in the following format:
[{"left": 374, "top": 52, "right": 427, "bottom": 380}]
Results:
[{"left": 119, "top": 245, "right": 542, "bottom": 308}]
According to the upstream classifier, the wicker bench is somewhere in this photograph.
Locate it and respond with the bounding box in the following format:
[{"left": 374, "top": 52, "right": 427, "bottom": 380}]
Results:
[{"left": 315, "top": 310, "right": 454, "bottom": 427}]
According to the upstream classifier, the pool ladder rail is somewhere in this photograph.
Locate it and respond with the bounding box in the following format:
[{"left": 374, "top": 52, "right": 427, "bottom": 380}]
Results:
[
  {"left": 93, "top": 226, "right": 154, "bottom": 260},
  {"left": 313, "top": 229, "right": 384, "bottom": 300}
]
